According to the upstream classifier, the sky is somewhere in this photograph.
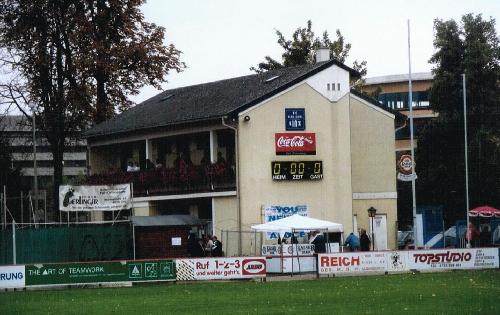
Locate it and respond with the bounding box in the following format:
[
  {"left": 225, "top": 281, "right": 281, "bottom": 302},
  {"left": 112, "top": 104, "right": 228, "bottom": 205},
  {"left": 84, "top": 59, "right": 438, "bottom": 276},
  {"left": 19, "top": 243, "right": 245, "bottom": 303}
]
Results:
[{"left": 131, "top": 0, "right": 499, "bottom": 104}]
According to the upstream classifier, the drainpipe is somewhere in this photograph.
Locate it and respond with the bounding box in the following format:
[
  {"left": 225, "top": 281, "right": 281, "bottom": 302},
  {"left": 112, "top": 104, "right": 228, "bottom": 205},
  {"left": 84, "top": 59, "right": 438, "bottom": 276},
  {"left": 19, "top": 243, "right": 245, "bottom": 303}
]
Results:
[{"left": 221, "top": 116, "right": 242, "bottom": 255}]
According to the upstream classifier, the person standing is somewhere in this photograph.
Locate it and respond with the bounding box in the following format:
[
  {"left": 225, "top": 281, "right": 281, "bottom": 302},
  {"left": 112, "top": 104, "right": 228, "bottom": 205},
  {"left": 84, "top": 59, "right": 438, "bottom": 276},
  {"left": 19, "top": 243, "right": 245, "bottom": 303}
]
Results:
[
  {"left": 310, "top": 231, "right": 326, "bottom": 253},
  {"left": 360, "top": 228, "right": 371, "bottom": 251},
  {"left": 211, "top": 236, "right": 223, "bottom": 257},
  {"left": 344, "top": 232, "right": 360, "bottom": 251},
  {"left": 466, "top": 223, "right": 480, "bottom": 248}
]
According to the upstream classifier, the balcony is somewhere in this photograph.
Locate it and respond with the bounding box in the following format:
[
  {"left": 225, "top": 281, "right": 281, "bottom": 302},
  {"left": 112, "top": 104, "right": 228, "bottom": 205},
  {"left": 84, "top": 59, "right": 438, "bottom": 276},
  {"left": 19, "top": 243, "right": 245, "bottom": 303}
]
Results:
[{"left": 84, "top": 163, "right": 235, "bottom": 197}]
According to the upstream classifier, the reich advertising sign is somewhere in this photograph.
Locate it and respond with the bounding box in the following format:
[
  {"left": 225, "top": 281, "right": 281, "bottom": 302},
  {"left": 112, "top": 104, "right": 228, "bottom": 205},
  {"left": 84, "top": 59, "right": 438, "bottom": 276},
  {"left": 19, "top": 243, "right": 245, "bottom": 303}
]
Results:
[
  {"left": 318, "top": 252, "right": 387, "bottom": 275},
  {"left": 275, "top": 133, "right": 316, "bottom": 155},
  {"left": 406, "top": 248, "right": 499, "bottom": 270},
  {"left": 176, "top": 257, "right": 266, "bottom": 281},
  {"left": 0, "top": 265, "right": 25, "bottom": 289}
]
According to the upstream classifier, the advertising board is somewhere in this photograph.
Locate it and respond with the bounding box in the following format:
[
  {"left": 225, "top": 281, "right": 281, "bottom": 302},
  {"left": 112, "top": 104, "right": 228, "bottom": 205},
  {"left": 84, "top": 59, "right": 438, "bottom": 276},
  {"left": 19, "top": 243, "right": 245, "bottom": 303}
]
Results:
[
  {"left": 264, "top": 205, "right": 308, "bottom": 240},
  {"left": 59, "top": 184, "right": 131, "bottom": 212},
  {"left": 25, "top": 260, "right": 175, "bottom": 285},
  {"left": 176, "top": 257, "right": 266, "bottom": 281},
  {"left": 275, "top": 133, "right": 316, "bottom": 155},
  {"left": 318, "top": 252, "right": 387, "bottom": 275},
  {"left": 0, "top": 265, "right": 25, "bottom": 289},
  {"left": 285, "top": 108, "right": 305, "bottom": 131},
  {"left": 406, "top": 248, "right": 499, "bottom": 271}
]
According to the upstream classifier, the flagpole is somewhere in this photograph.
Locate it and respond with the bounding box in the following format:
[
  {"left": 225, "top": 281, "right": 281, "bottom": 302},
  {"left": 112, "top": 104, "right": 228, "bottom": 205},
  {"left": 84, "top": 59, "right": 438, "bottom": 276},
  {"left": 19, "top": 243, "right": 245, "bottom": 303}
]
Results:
[
  {"left": 407, "top": 20, "right": 418, "bottom": 248},
  {"left": 462, "top": 74, "right": 470, "bottom": 248}
]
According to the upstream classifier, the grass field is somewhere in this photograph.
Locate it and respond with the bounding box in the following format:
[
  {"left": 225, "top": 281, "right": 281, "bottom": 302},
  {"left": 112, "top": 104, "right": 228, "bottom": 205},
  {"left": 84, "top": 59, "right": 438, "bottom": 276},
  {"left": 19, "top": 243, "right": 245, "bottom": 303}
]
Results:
[{"left": 1, "top": 270, "right": 499, "bottom": 314}]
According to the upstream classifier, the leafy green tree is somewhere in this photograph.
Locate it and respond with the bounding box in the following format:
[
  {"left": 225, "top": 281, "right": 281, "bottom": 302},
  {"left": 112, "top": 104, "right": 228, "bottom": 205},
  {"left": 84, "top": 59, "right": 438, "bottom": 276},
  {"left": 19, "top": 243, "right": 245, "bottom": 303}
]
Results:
[
  {"left": 416, "top": 14, "right": 500, "bottom": 224},
  {"left": 0, "top": 0, "right": 184, "bottom": 213},
  {"left": 251, "top": 20, "right": 367, "bottom": 85}
]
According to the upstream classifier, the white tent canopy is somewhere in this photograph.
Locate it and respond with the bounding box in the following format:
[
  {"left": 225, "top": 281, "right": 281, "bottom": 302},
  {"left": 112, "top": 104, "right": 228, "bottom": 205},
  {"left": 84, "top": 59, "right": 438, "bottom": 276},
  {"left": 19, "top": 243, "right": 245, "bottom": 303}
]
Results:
[{"left": 251, "top": 214, "right": 344, "bottom": 233}]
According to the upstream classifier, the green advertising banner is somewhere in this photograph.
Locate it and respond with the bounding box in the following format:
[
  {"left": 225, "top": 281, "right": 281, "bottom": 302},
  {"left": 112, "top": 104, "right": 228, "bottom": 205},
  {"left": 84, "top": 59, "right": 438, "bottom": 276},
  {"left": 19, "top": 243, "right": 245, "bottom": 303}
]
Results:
[{"left": 25, "top": 260, "right": 175, "bottom": 286}]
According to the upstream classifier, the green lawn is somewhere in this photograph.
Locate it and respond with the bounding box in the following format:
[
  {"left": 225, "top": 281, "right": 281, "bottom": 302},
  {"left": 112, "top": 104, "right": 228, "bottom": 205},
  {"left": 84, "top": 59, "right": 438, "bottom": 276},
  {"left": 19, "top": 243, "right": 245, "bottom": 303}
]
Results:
[{"left": 1, "top": 270, "right": 499, "bottom": 314}]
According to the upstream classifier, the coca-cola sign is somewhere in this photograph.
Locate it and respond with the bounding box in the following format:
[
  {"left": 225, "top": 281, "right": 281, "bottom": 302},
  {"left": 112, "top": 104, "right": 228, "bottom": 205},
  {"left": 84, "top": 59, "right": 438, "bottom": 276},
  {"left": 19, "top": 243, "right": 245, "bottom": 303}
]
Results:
[{"left": 275, "top": 133, "right": 316, "bottom": 155}]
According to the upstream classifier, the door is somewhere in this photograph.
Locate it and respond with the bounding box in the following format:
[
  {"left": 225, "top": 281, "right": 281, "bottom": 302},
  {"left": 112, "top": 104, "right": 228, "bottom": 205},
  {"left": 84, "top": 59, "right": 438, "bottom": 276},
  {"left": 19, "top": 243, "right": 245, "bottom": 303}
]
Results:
[{"left": 369, "top": 214, "right": 388, "bottom": 250}]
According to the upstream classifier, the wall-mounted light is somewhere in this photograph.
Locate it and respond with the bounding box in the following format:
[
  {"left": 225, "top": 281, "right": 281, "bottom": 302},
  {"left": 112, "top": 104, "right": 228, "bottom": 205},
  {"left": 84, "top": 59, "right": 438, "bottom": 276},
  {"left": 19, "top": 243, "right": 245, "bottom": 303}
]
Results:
[{"left": 243, "top": 115, "right": 251, "bottom": 122}]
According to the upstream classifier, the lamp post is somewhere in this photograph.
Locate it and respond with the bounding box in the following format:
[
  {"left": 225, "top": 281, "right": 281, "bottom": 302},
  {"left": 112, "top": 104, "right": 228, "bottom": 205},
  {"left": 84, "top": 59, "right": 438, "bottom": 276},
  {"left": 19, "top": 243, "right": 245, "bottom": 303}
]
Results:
[{"left": 368, "top": 207, "right": 377, "bottom": 251}]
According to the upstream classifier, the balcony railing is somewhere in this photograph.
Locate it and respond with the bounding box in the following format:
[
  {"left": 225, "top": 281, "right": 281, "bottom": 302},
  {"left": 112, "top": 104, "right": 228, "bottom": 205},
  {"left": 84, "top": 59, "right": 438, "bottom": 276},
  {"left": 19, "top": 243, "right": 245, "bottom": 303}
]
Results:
[{"left": 84, "top": 163, "right": 235, "bottom": 197}]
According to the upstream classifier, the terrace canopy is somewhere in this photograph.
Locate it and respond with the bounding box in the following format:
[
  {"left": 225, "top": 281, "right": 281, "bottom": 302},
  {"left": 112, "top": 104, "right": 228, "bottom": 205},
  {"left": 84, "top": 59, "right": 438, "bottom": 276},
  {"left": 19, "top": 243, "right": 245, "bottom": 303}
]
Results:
[{"left": 469, "top": 206, "right": 500, "bottom": 218}]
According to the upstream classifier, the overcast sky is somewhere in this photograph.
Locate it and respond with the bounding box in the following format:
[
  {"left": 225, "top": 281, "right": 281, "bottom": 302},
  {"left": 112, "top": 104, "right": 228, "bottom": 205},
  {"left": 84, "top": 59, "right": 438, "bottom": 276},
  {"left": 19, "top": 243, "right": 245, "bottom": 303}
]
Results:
[{"left": 132, "top": 0, "right": 499, "bottom": 104}]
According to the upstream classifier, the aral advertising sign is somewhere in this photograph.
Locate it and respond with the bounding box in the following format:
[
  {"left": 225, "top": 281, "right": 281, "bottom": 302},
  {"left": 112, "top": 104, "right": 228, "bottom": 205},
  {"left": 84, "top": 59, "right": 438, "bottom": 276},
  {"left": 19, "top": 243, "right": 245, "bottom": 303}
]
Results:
[
  {"left": 176, "top": 257, "right": 266, "bottom": 281},
  {"left": 275, "top": 133, "right": 316, "bottom": 155},
  {"left": 265, "top": 205, "right": 308, "bottom": 240},
  {"left": 318, "top": 252, "right": 387, "bottom": 275},
  {"left": 0, "top": 265, "right": 25, "bottom": 289},
  {"left": 407, "top": 248, "right": 499, "bottom": 270},
  {"left": 25, "top": 260, "right": 175, "bottom": 285},
  {"left": 59, "top": 184, "right": 131, "bottom": 212}
]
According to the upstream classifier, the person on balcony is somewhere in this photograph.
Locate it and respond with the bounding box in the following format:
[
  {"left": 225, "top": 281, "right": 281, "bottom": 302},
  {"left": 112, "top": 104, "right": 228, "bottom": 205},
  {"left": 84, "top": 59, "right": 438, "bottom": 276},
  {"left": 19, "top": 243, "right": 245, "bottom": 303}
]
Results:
[
  {"left": 155, "top": 158, "right": 163, "bottom": 169},
  {"left": 126, "top": 161, "right": 134, "bottom": 172},
  {"left": 145, "top": 159, "right": 155, "bottom": 171},
  {"left": 133, "top": 161, "right": 140, "bottom": 172},
  {"left": 175, "top": 152, "right": 189, "bottom": 184}
]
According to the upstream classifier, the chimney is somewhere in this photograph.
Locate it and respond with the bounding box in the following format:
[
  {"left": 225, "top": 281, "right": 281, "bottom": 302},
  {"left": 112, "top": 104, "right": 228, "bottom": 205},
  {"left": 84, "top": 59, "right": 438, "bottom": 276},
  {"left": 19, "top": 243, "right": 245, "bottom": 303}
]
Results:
[{"left": 315, "top": 47, "right": 330, "bottom": 63}]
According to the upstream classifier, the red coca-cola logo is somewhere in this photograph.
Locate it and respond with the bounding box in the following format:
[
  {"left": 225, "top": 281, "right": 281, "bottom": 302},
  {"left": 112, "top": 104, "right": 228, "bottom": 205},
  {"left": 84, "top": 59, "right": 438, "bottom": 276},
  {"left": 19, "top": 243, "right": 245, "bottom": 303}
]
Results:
[
  {"left": 242, "top": 259, "right": 266, "bottom": 275},
  {"left": 275, "top": 133, "right": 316, "bottom": 155}
]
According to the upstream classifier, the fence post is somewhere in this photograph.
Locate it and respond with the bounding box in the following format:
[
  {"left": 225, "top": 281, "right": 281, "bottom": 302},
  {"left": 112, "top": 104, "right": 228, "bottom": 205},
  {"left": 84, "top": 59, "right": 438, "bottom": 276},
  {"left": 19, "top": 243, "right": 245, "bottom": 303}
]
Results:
[{"left": 12, "top": 220, "right": 16, "bottom": 265}]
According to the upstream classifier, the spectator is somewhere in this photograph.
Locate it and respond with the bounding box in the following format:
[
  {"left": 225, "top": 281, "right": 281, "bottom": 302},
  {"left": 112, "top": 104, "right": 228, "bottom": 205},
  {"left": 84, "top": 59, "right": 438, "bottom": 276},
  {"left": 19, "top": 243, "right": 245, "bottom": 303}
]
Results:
[
  {"left": 133, "top": 161, "right": 140, "bottom": 172},
  {"left": 344, "top": 232, "right": 360, "bottom": 251},
  {"left": 145, "top": 159, "right": 155, "bottom": 171},
  {"left": 212, "top": 236, "right": 223, "bottom": 257},
  {"left": 479, "top": 225, "right": 491, "bottom": 247},
  {"left": 126, "top": 161, "right": 134, "bottom": 172},
  {"left": 360, "top": 228, "right": 371, "bottom": 251},
  {"left": 310, "top": 231, "right": 326, "bottom": 253},
  {"left": 466, "top": 223, "right": 480, "bottom": 248},
  {"left": 155, "top": 158, "right": 163, "bottom": 169}
]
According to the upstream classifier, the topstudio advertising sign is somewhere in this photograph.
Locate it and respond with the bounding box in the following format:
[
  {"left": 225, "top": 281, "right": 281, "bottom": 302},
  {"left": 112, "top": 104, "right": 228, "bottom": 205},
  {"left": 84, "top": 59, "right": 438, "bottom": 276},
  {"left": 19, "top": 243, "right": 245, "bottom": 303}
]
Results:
[{"left": 59, "top": 184, "right": 132, "bottom": 211}]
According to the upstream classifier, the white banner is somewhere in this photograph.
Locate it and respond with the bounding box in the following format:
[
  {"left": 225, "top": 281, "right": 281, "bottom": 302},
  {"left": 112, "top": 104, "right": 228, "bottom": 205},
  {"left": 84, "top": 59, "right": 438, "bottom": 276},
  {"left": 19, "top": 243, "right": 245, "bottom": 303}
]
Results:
[
  {"left": 175, "top": 257, "right": 266, "bottom": 281},
  {"left": 264, "top": 205, "right": 308, "bottom": 240},
  {"left": 318, "top": 252, "right": 387, "bottom": 274},
  {"left": 59, "top": 184, "right": 132, "bottom": 212},
  {"left": 406, "top": 248, "right": 499, "bottom": 271},
  {"left": 0, "top": 265, "right": 25, "bottom": 289}
]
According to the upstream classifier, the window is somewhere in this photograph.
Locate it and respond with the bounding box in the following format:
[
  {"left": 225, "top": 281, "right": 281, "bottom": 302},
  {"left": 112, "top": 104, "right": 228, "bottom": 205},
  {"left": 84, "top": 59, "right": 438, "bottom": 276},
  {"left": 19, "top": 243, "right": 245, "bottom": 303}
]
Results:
[
  {"left": 327, "top": 83, "right": 330, "bottom": 91},
  {"left": 337, "top": 83, "right": 340, "bottom": 91}
]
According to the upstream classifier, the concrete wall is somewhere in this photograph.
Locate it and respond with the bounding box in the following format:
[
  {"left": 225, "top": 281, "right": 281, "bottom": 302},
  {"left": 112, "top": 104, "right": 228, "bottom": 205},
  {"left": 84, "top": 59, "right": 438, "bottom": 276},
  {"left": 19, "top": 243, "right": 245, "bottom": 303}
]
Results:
[
  {"left": 349, "top": 95, "right": 397, "bottom": 249},
  {"left": 237, "top": 83, "right": 353, "bottom": 255}
]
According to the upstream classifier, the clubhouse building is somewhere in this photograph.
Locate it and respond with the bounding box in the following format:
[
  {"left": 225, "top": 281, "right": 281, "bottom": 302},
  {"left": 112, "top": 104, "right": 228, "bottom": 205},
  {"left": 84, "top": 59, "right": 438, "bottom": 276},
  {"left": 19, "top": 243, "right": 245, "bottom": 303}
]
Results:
[{"left": 84, "top": 51, "right": 399, "bottom": 255}]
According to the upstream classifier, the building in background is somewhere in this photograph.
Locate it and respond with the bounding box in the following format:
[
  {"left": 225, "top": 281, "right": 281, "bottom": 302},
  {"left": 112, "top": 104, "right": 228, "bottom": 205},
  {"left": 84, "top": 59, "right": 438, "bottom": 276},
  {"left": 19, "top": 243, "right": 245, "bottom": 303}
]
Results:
[
  {"left": 84, "top": 55, "right": 399, "bottom": 255},
  {"left": 0, "top": 115, "right": 87, "bottom": 220},
  {"left": 362, "top": 72, "right": 436, "bottom": 230}
]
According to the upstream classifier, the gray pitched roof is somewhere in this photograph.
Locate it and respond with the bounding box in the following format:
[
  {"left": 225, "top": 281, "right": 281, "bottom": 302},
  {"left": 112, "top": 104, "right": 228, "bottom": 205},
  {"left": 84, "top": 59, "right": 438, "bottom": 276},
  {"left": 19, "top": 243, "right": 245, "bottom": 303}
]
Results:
[{"left": 84, "top": 60, "right": 359, "bottom": 138}]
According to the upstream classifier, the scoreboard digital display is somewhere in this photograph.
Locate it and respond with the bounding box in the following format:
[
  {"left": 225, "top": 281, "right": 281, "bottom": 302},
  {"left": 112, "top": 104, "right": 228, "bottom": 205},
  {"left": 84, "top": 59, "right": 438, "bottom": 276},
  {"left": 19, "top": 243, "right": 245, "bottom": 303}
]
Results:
[{"left": 271, "top": 161, "right": 323, "bottom": 181}]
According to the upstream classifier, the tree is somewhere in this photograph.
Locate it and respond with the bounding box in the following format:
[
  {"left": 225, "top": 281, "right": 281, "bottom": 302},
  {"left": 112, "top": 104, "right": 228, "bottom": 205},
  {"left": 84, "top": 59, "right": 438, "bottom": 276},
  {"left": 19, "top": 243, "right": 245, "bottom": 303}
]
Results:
[
  {"left": 251, "top": 20, "right": 367, "bottom": 86},
  {"left": 416, "top": 14, "right": 500, "bottom": 224},
  {"left": 0, "top": 0, "right": 184, "bottom": 214}
]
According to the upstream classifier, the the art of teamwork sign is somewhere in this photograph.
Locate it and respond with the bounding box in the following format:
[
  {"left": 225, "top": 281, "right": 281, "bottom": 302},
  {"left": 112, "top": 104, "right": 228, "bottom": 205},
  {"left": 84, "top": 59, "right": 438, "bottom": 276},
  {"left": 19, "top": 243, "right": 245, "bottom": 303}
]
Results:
[{"left": 264, "top": 205, "right": 308, "bottom": 240}]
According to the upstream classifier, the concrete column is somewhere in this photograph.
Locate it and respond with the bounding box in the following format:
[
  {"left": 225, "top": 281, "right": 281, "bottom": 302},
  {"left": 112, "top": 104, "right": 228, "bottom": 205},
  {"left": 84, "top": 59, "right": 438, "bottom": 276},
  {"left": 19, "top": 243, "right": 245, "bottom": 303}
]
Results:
[
  {"left": 210, "top": 130, "right": 218, "bottom": 163},
  {"left": 145, "top": 139, "right": 152, "bottom": 160}
]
